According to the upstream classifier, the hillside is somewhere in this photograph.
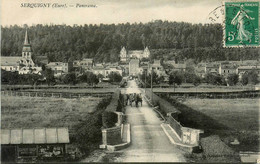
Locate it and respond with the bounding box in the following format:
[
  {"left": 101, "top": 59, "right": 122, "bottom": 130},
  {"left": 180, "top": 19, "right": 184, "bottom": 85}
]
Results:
[{"left": 1, "top": 20, "right": 260, "bottom": 63}]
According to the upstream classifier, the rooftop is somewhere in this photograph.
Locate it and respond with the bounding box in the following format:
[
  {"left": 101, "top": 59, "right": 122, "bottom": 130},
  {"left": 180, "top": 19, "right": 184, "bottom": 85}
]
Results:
[
  {"left": 1, "top": 56, "right": 22, "bottom": 66},
  {"left": 47, "top": 62, "right": 65, "bottom": 66},
  {"left": 238, "top": 66, "right": 260, "bottom": 70},
  {"left": 1, "top": 128, "right": 69, "bottom": 144}
]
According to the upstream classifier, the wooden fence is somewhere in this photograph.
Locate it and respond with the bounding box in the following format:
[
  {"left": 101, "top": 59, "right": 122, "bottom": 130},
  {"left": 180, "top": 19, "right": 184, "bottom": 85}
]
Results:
[
  {"left": 1, "top": 85, "right": 118, "bottom": 91},
  {"left": 156, "top": 90, "right": 260, "bottom": 99},
  {"left": 1, "top": 91, "right": 113, "bottom": 99}
]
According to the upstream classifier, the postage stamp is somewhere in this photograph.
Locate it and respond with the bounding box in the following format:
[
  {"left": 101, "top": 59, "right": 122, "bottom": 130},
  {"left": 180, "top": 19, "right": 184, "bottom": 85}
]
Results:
[{"left": 224, "top": 1, "right": 260, "bottom": 47}]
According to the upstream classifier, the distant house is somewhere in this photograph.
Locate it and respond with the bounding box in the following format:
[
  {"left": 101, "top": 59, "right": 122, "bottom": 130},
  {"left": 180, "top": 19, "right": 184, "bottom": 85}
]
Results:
[
  {"left": 149, "top": 60, "right": 166, "bottom": 77},
  {"left": 73, "top": 58, "right": 93, "bottom": 71},
  {"left": 172, "top": 63, "right": 186, "bottom": 72},
  {"left": 205, "top": 63, "right": 219, "bottom": 74},
  {"left": 120, "top": 46, "right": 150, "bottom": 62},
  {"left": 19, "top": 67, "right": 43, "bottom": 75},
  {"left": 1, "top": 30, "right": 42, "bottom": 75},
  {"left": 118, "top": 62, "right": 129, "bottom": 76},
  {"left": 92, "top": 65, "right": 122, "bottom": 78},
  {"left": 1, "top": 57, "right": 21, "bottom": 72},
  {"left": 46, "top": 62, "right": 72, "bottom": 77},
  {"left": 219, "top": 63, "right": 237, "bottom": 76},
  {"left": 1, "top": 128, "right": 70, "bottom": 163},
  {"left": 237, "top": 66, "right": 260, "bottom": 74},
  {"left": 236, "top": 65, "right": 260, "bottom": 80},
  {"left": 139, "top": 61, "right": 149, "bottom": 74}
]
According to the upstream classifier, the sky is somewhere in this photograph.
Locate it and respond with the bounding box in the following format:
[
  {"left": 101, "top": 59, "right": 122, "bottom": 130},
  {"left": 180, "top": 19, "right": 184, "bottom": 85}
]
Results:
[{"left": 1, "top": 0, "right": 223, "bottom": 26}]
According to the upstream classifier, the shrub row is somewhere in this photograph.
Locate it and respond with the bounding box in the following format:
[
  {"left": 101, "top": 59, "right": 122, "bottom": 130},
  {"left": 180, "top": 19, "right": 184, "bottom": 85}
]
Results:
[
  {"left": 102, "top": 89, "right": 125, "bottom": 128},
  {"left": 69, "top": 97, "right": 112, "bottom": 158}
]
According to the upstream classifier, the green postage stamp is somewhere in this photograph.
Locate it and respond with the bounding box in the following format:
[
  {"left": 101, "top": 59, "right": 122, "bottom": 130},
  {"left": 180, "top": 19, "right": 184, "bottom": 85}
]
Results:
[{"left": 224, "top": 1, "right": 260, "bottom": 47}]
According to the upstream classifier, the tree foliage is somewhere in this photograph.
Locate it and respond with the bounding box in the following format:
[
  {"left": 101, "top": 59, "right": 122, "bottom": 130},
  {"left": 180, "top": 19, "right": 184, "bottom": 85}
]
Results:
[
  {"left": 108, "top": 72, "right": 123, "bottom": 83},
  {"left": 2, "top": 21, "right": 259, "bottom": 63},
  {"left": 241, "top": 70, "right": 259, "bottom": 85},
  {"left": 205, "top": 73, "right": 226, "bottom": 85},
  {"left": 62, "top": 72, "right": 77, "bottom": 85},
  {"left": 169, "top": 71, "right": 183, "bottom": 86},
  {"left": 227, "top": 74, "right": 239, "bottom": 86},
  {"left": 44, "top": 68, "right": 55, "bottom": 86}
]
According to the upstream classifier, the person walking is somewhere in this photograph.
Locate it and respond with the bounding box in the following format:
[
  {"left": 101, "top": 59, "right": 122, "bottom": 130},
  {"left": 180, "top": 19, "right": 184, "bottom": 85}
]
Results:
[
  {"left": 134, "top": 93, "right": 138, "bottom": 107},
  {"left": 129, "top": 94, "right": 133, "bottom": 107},
  {"left": 126, "top": 94, "right": 129, "bottom": 106},
  {"left": 124, "top": 93, "right": 128, "bottom": 106},
  {"left": 138, "top": 93, "right": 143, "bottom": 107}
]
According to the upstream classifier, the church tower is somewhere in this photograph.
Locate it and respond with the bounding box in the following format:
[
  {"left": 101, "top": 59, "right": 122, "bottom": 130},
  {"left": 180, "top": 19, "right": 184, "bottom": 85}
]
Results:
[
  {"left": 120, "top": 46, "right": 127, "bottom": 62},
  {"left": 20, "top": 29, "right": 35, "bottom": 68},
  {"left": 143, "top": 46, "right": 150, "bottom": 58},
  {"left": 22, "top": 29, "right": 32, "bottom": 59}
]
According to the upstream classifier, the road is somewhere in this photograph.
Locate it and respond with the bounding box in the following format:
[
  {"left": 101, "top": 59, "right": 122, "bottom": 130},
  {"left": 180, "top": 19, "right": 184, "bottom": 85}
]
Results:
[{"left": 113, "top": 79, "right": 186, "bottom": 162}]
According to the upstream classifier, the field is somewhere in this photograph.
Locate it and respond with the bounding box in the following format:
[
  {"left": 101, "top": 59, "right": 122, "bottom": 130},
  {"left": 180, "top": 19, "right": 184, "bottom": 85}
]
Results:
[
  {"left": 1, "top": 95, "right": 112, "bottom": 157},
  {"left": 180, "top": 98, "right": 259, "bottom": 152},
  {"left": 1, "top": 96, "right": 101, "bottom": 129}
]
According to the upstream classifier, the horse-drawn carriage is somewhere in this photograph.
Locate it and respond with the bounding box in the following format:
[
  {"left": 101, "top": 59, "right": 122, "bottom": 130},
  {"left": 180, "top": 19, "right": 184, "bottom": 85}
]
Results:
[{"left": 121, "top": 89, "right": 143, "bottom": 107}]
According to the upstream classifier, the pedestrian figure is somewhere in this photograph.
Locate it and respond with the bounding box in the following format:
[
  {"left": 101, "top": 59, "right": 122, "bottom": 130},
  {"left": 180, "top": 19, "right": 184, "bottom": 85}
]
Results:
[
  {"left": 124, "top": 93, "right": 128, "bottom": 106},
  {"left": 126, "top": 94, "right": 129, "bottom": 105},
  {"left": 129, "top": 94, "right": 133, "bottom": 107},
  {"left": 138, "top": 93, "right": 143, "bottom": 107},
  {"left": 134, "top": 93, "right": 138, "bottom": 107}
]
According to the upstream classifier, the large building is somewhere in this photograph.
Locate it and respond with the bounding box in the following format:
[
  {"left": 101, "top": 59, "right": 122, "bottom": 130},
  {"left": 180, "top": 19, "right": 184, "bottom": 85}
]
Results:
[
  {"left": 219, "top": 63, "right": 237, "bottom": 76},
  {"left": 119, "top": 47, "right": 128, "bottom": 62},
  {"left": 120, "top": 46, "right": 150, "bottom": 62},
  {"left": 1, "top": 30, "right": 42, "bottom": 75},
  {"left": 129, "top": 59, "right": 140, "bottom": 76},
  {"left": 46, "top": 62, "right": 72, "bottom": 77},
  {"left": 149, "top": 60, "right": 167, "bottom": 77},
  {"left": 73, "top": 58, "right": 94, "bottom": 71},
  {"left": 92, "top": 65, "right": 122, "bottom": 78}
]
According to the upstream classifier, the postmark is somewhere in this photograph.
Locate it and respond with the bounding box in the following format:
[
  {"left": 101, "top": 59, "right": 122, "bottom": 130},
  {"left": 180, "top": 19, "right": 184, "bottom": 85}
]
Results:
[{"left": 223, "top": 1, "right": 260, "bottom": 47}]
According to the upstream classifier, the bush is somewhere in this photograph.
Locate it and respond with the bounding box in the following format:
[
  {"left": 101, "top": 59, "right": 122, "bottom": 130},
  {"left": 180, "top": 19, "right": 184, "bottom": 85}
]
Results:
[
  {"left": 72, "top": 113, "right": 103, "bottom": 153},
  {"left": 102, "top": 112, "right": 118, "bottom": 128},
  {"left": 102, "top": 90, "right": 125, "bottom": 128},
  {"left": 69, "top": 97, "right": 111, "bottom": 156},
  {"left": 200, "top": 135, "right": 240, "bottom": 162}
]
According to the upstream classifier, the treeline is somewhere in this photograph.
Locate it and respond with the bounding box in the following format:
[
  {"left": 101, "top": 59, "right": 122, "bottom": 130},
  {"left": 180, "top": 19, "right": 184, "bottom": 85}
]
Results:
[
  {"left": 1, "top": 69, "right": 123, "bottom": 86},
  {"left": 1, "top": 20, "right": 260, "bottom": 63},
  {"left": 139, "top": 68, "right": 259, "bottom": 87}
]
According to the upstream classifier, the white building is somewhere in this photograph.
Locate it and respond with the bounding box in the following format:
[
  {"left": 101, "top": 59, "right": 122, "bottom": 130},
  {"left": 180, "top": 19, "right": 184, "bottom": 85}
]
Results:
[
  {"left": 120, "top": 46, "right": 150, "bottom": 62},
  {"left": 129, "top": 59, "right": 140, "bottom": 76},
  {"left": 92, "top": 66, "right": 122, "bottom": 78},
  {"left": 46, "top": 62, "right": 71, "bottom": 77},
  {"left": 1, "top": 30, "right": 42, "bottom": 75}
]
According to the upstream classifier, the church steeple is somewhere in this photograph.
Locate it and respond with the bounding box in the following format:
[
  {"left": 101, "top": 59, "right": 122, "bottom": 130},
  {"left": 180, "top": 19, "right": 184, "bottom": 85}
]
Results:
[
  {"left": 24, "top": 29, "right": 30, "bottom": 45},
  {"left": 22, "top": 29, "right": 32, "bottom": 58}
]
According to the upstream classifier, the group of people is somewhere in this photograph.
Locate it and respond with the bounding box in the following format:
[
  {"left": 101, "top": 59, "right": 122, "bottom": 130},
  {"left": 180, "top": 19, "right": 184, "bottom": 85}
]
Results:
[{"left": 124, "top": 93, "right": 143, "bottom": 107}]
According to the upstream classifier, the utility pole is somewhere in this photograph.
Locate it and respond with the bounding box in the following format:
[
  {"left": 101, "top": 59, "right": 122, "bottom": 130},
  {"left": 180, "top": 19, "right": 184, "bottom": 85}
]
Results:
[
  {"left": 145, "top": 70, "right": 147, "bottom": 89},
  {"left": 151, "top": 68, "right": 153, "bottom": 103}
]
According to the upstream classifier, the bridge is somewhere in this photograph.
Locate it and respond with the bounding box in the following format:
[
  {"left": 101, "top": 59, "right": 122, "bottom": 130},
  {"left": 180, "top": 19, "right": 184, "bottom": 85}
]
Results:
[{"left": 106, "top": 80, "right": 186, "bottom": 162}]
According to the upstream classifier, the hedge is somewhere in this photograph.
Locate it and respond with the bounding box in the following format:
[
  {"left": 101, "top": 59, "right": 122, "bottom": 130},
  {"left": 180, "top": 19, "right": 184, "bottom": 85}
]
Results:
[
  {"left": 102, "top": 111, "right": 118, "bottom": 128},
  {"left": 102, "top": 89, "right": 125, "bottom": 128}
]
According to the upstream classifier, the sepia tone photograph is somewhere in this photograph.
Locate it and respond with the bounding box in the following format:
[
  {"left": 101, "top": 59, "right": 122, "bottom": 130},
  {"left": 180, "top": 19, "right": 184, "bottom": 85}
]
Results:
[{"left": 1, "top": 0, "right": 260, "bottom": 163}]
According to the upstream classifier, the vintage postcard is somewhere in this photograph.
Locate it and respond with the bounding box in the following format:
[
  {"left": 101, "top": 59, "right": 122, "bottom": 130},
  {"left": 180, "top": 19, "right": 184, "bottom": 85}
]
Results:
[{"left": 1, "top": 0, "right": 260, "bottom": 163}]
